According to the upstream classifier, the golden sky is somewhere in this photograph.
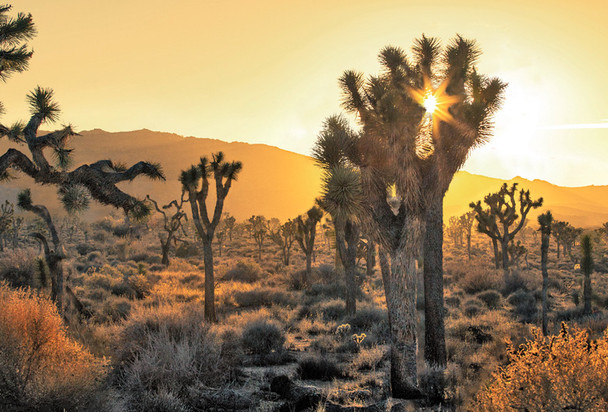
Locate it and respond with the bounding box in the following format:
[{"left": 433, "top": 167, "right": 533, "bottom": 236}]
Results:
[{"left": 3, "top": 0, "right": 608, "bottom": 186}]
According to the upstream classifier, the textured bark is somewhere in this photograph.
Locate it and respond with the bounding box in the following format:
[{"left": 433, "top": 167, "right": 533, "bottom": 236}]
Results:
[
  {"left": 385, "top": 215, "right": 423, "bottom": 398},
  {"left": 160, "top": 237, "right": 171, "bottom": 266},
  {"left": 492, "top": 238, "right": 500, "bottom": 269},
  {"left": 541, "top": 230, "right": 549, "bottom": 335},
  {"left": 366, "top": 239, "right": 376, "bottom": 279},
  {"left": 335, "top": 219, "right": 360, "bottom": 315},
  {"left": 423, "top": 198, "right": 446, "bottom": 367},
  {"left": 203, "top": 238, "right": 216, "bottom": 322}
]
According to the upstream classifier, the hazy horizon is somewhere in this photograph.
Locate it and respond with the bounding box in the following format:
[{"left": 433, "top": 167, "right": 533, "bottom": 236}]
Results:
[{"left": 4, "top": 0, "right": 608, "bottom": 187}]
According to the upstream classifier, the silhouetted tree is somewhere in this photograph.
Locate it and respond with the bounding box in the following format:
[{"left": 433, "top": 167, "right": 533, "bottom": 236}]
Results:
[
  {"left": 446, "top": 216, "right": 464, "bottom": 249},
  {"left": 269, "top": 219, "right": 296, "bottom": 266},
  {"left": 460, "top": 211, "right": 476, "bottom": 260},
  {"left": 470, "top": 183, "right": 542, "bottom": 272},
  {"left": 146, "top": 193, "right": 188, "bottom": 266},
  {"left": 538, "top": 211, "right": 552, "bottom": 335},
  {"left": 295, "top": 205, "right": 323, "bottom": 283},
  {"left": 248, "top": 215, "right": 268, "bottom": 260},
  {"left": 581, "top": 233, "right": 593, "bottom": 315},
  {"left": 223, "top": 213, "right": 236, "bottom": 241},
  {"left": 326, "top": 35, "right": 505, "bottom": 392},
  {"left": 0, "top": 4, "right": 35, "bottom": 88},
  {"left": 180, "top": 152, "right": 242, "bottom": 322}
]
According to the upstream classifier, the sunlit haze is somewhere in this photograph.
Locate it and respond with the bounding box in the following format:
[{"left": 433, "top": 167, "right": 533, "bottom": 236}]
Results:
[{"left": 3, "top": 0, "right": 608, "bottom": 186}]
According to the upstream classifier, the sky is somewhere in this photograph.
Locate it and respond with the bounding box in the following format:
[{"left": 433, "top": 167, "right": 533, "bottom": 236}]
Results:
[{"left": 3, "top": 0, "right": 608, "bottom": 187}]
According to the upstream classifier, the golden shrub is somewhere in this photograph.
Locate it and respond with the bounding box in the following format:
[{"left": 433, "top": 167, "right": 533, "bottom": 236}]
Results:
[
  {"left": 0, "top": 283, "right": 106, "bottom": 410},
  {"left": 474, "top": 323, "right": 608, "bottom": 411}
]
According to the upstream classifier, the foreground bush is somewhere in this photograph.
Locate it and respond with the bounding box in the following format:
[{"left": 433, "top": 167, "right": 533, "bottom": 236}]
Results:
[
  {"left": 0, "top": 283, "right": 106, "bottom": 410},
  {"left": 475, "top": 323, "right": 608, "bottom": 411},
  {"left": 113, "top": 304, "right": 241, "bottom": 410},
  {"left": 241, "top": 318, "right": 285, "bottom": 355}
]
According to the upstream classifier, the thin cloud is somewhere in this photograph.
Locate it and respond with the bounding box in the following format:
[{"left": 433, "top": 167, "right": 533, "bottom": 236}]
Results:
[{"left": 539, "top": 120, "right": 608, "bottom": 130}]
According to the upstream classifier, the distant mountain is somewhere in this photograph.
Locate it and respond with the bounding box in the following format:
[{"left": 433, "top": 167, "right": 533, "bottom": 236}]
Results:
[{"left": 0, "top": 129, "right": 606, "bottom": 227}]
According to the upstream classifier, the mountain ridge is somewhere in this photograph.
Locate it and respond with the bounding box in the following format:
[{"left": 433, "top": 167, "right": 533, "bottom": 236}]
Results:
[{"left": 0, "top": 129, "right": 605, "bottom": 227}]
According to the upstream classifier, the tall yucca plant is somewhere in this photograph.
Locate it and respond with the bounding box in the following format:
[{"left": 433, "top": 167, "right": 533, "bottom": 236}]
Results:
[
  {"left": 328, "top": 35, "right": 506, "bottom": 397},
  {"left": 313, "top": 115, "right": 364, "bottom": 315},
  {"left": 180, "top": 151, "right": 242, "bottom": 322}
]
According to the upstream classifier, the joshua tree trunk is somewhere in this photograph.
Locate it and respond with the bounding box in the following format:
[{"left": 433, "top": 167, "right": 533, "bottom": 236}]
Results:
[
  {"left": 466, "top": 232, "right": 472, "bottom": 261},
  {"left": 385, "top": 215, "right": 423, "bottom": 398},
  {"left": 202, "top": 235, "right": 216, "bottom": 322},
  {"left": 501, "top": 233, "right": 509, "bottom": 272},
  {"left": 305, "top": 253, "right": 312, "bottom": 279},
  {"left": 366, "top": 239, "right": 376, "bottom": 278},
  {"left": 379, "top": 248, "right": 391, "bottom": 298},
  {"left": 423, "top": 199, "right": 446, "bottom": 367},
  {"left": 160, "top": 236, "right": 171, "bottom": 266},
  {"left": 336, "top": 219, "right": 360, "bottom": 316},
  {"left": 541, "top": 229, "right": 549, "bottom": 335},
  {"left": 491, "top": 238, "right": 500, "bottom": 269}
]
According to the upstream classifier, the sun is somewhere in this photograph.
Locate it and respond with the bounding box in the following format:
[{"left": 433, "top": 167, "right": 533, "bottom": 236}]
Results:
[{"left": 423, "top": 92, "right": 438, "bottom": 114}]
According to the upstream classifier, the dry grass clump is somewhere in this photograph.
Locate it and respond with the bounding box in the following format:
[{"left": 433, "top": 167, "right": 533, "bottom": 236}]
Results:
[
  {"left": 0, "top": 283, "right": 106, "bottom": 411},
  {"left": 0, "top": 248, "right": 40, "bottom": 288},
  {"left": 222, "top": 259, "right": 264, "bottom": 283},
  {"left": 474, "top": 324, "right": 608, "bottom": 411},
  {"left": 459, "top": 266, "right": 502, "bottom": 294},
  {"left": 298, "top": 354, "right": 346, "bottom": 381},
  {"left": 233, "top": 286, "right": 296, "bottom": 308},
  {"left": 112, "top": 303, "right": 241, "bottom": 410},
  {"left": 241, "top": 318, "right": 285, "bottom": 355}
]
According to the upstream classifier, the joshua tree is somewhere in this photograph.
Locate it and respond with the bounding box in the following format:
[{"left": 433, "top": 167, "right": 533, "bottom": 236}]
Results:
[
  {"left": 215, "top": 227, "right": 226, "bottom": 257},
  {"left": 329, "top": 35, "right": 505, "bottom": 392},
  {"left": 538, "top": 211, "right": 552, "bottom": 335},
  {"left": 180, "top": 152, "right": 242, "bottom": 322},
  {"left": 551, "top": 220, "right": 581, "bottom": 261},
  {"left": 460, "top": 210, "right": 476, "bottom": 260},
  {"left": 248, "top": 215, "right": 268, "bottom": 261},
  {"left": 313, "top": 116, "right": 364, "bottom": 315},
  {"left": 470, "top": 183, "right": 542, "bottom": 272},
  {"left": 295, "top": 205, "right": 323, "bottom": 282},
  {"left": 507, "top": 240, "right": 527, "bottom": 269},
  {"left": 446, "top": 216, "right": 464, "bottom": 249},
  {"left": 0, "top": 89, "right": 164, "bottom": 313},
  {"left": 0, "top": 4, "right": 35, "bottom": 87},
  {"left": 269, "top": 219, "right": 297, "bottom": 266},
  {"left": 581, "top": 233, "right": 593, "bottom": 315},
  {"left": 223, "top": 213, "right": 236, "bottom": 241},
  {"left": 146, "top": 193, "right": 188, "bottom": 266}
]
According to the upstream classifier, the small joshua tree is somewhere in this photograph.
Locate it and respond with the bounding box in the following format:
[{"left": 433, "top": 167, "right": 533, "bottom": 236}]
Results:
[
  {"left": 295, "top": 205, "right": 323, "bottom": 282},
  {"left": 446, "top": 215, "right": 464, "bottom": 249},
  {"left": 269, "top": 219, "right": 297, "bottom": 266},
  {"left": 146, "top": 193, "right": 188, "bottom": 266},
  {"left": 0, "top": 200, "right": 13, "bottom": 251},
  {"left": 581, "top": 233, "right": 593, "bottom": 315},
  {"left": 470, "top": 183, "right": 543, "bottom": 272},
  {"left": 538, "top": 211, "right": 552, "bottom": 335},
  {"left": 248, "top": 215, "right": 268, "bottom": 261},
  {"left": 460, "top": 210, "right": 476, "bottom": 260},
  {"left": 180, "top": 152, "right": 242, "bottom": 322},
  {"left": 223, "top": 213, "right": 236, "bottom": 241}
]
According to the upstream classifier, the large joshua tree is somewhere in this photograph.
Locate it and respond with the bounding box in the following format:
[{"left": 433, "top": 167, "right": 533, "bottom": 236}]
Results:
[
  {"left": 180, "top": 152, "right": 242, "bottom": 322},
  {"left": 0, "top": 89, "right": 164, "bottom": 313},
  {"left": 470, "top": 183, "right": 543, "bottom": 272},
  {"left": 328, "top": 35, "right": 505, "bottom": 395},
  {"left": 538, "top": 211, "right": 552, "bottom": 335}
]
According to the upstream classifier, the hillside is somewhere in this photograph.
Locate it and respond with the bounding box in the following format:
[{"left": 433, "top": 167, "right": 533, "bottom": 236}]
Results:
[{"left": 0, "top": 129, "right": 606, "bottom": 227}]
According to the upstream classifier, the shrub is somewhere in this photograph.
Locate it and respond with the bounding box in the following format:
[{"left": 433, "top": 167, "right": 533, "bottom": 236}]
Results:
[
  {"left": 297, "top": 355, "right": 345, "bottom": 381},
  {"left": 113, "top": 304, "right": 240, "bottom": 410},
  {"left": 233, "top": 287, "right": 294, "bottom": 308},
  {"left": 241, "top": 319, "right": 285, "bottom": 355},
  {"left": 474, "top": 324, "right": 608, "bottom": 410},
  {"left": 507, "top": 289, "right": 537, "bottom": 323},
  {"left": 463, "top": 298, "right": 484, "bottom": 317},
  {"left": 223, "top": 260, "right": 263, "bottom": 283},
  {"left": 346, "top": 306, "right": 387, "bottom": 331},
  {"left": 460, "top": 267, "right": 501, "bottom": 294},
  {"left": 96, "top": 297, "right": 132, "bottom": 323},
  {"left": 476, "top": 290, "right": 502, "bottom": 309},
  {"left": 175, "top": 242, "right": 199, "bottom": 258},
  {"left": 0, "top": 283, "right": 106, "bottom": 410},
  {"left": 0, "top": 249, "right": 39, "bottom": 288},
  {"left": 76, "top": 242, "right": 95, "bottom": 256},
  {"left": 502, "top": 271, "right": 528, "bottom": 296}
]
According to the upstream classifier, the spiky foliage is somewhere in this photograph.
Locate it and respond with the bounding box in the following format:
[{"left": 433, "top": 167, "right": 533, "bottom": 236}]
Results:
[
  {"left": 538, "top": 211, "right": 552, "bottom": 335},
  {"left": 180, "top": 151, "right": 242, "bottom": 322},
  {"left": 581, "top": 234, "right": 594, "bottom": 315},
  {"left": 331, "top": 35, "right": 506, "bottom": 379},
  {"left": 0, "top": 4, "right": 35, "bottom": 83},
  {"left": 0, "top": 87, "right": 165, "bottom": 216},
  {"left": 470, "top": 183, "right": 543, "bottom": 271}
]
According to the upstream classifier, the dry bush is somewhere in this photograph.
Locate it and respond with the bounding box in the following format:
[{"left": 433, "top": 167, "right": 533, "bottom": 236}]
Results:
[
  {"left": 241, "top": 318, "right": 285, "bottom": 355},
  {"left": 297, "top": 354, "right": 345, "bottom": 381},
  {"left": 0, "top": 248, "right": 40, "bottom": 288},
  {"left": 222, "top": 260, "right": 264, "bottom": 283},
  {"left": 233, "top": 287, "right": 295, "bottom": 308},
  {"left": 0, "top": 283, "right": 106, "bottom": 410},
  {"left": 474, "top": 324, "right": 608, "bottom": 411},
  {"left": 113, "top": 303, "right": 241, "bottom": 410},
  {"left": 459, "top": 266, "right": 502, "bottom": 295}
]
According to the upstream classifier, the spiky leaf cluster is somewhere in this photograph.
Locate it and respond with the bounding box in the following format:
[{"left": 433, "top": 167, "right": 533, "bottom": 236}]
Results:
[
  {"left": 58, "top": 184, "right": 90, "bottom": 214},
  {"left": 0, "top": 5, "right": 35, "bottom": 82},
  {"left": 537, "top": 211, "right": 553, "bottom": 236}
]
